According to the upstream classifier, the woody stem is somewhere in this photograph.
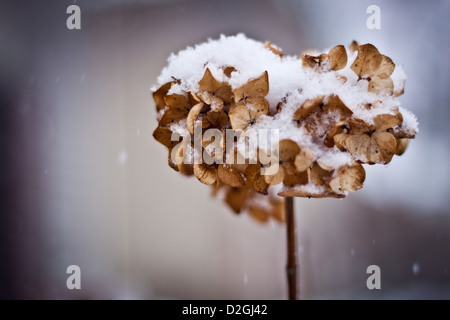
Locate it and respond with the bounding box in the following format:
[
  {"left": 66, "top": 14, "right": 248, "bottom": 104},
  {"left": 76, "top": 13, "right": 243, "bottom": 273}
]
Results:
[{"left": 285, "top": 196, "right": 298, "bottom": 300}]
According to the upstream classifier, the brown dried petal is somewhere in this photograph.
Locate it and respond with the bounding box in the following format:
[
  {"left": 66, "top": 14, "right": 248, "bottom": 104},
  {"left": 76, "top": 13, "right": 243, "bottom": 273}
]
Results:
[
  {"left": 193, "top": 164, "right": 217, "bottom": 185},
  {"left": 333, "top": 133, "right": 349, "bottom": 151},
  {"left": 377, "top": 55, "right": 395, "bottom": 79},
  {"left": 325, "top": 121, "right": 345, "bottom": 148},
  {"left": 214, "top": 83, "right": 233, "bottom": 104},
  {"left": 349, "top": 40, "right": 359, "bottom": 53},
  {"left": 229, "top": 148, "right": 249, "bottom": 173},
  {"left": 348, "top": 118, "right": 371, "bottom": 135},
  {"left": 204, "top": 110, "right": 229, "bottom": 129},
  {"left": 164, "top": 94, "right": 190, "bottom": 112},
  {"left": 197, "top": 91, "right": 224, "bottom": 111},
  {"left": 218, "top": 165, "right": 246, "bottom": 188},
  {"left": 301, "top": 54, "right": 320, "bottom": 69},
  {"left": 293, "top": 96, "right": 325, "bottom": 121},
  {"left": 350, "top": 44, "right": 383, "bottom": 79},
  {"left": 188, "top": 91, "right": 201, "bottom": 106},
  {"left": 329, "top": 163, "right": 365, "bottom": 194},
  {"left": 153, "top": 127, "right": 178, "bottom": 149},
  {"left": 309, "top": 162, "right": 332, "bottom": 186},
  {"left": 370, "top": 131, "right": 397, "bottom": 164},
  {"left": 229, "top": 104, "right": 251, "bottom": 130},
  {"left": 234, "top": 71, "right": 269, "bottom": 102},
  {"left": 247, "top": 98, "right": 269, "bottom": 119},
  {"left": 248, "top": 205, "right": 270, "bottom": 223},
  {"left": 244, "top": 163, "right": 261, "bottom": 184},
  {"left": 278, "top": 139, "right": 300, "bottom": 162},
  {"left": 187, "top": 102, "right": 204, "bottom": 135},
  {"left": 269, "top": 200, "right": 285, "bottom": 222},
  {"left": 345, "top": 132, "right": 397, "bottom": 164},
  {"left": 368, "top": 77, "right": 394, "bottom": 95},
  {"left": 199, "top": 68, "right": 222, "bottom": 92},
  {"left": 394, "top": 79, "right": 405, "bottom": 97},
  {"left": 283, "top": 170, "right": 308, "bottom": 188},
  {"left": 328, "top": 45, "right": 347, "bottom": 71},
  {"left": 325, "top": 95, "right": 353, "bottom": 118},
  {"left": 344, "top": 134, "right": 372, "bottom": 160},
  {"left": 158, "top": 108, "right": 189, "bottom": 126},
  {"left": 373, "top": 114, "right": 400, "bottom": 131},
  {"left": 264, "top": 165, "right": 285, "bottom": 185},
  {"left": 153, "top": 82, "right": 173, "bottom": 111},
  {"left": 223, "top": 66, "right": 237, "bottom": 78},
  {"left": 225, "top": 187, "right": 249, "bottom": 213},
  {"left": 294, "top": 148, "right": 314, "bottom": 172},
  {"left": 395, "top": 138, "right": 409, "bottom": 156},
  {"left": 254, "top": 175, "right": 269, "bottom": 195}
]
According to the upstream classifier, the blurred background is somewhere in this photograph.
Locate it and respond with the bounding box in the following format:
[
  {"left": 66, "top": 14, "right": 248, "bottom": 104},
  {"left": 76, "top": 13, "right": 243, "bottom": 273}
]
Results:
[{"left": 1, "top": 0, "right": 449, "bottom": 299}]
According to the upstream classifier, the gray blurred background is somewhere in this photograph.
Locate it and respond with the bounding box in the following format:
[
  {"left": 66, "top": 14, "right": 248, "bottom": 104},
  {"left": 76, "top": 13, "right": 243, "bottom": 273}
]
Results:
[{"left": 0, "top": 0, "right": 449, "bottom": 299}]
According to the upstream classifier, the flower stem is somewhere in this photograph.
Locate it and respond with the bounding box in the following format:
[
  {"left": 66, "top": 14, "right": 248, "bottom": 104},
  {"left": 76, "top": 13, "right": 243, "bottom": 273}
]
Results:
[{"left": 285, "top": 196, "right": 298, "bottom": 300}]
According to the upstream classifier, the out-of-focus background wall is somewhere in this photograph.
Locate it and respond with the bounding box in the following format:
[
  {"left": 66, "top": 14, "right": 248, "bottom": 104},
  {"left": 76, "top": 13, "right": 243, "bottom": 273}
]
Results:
[{"left": 0, "top": 0, "right": 449, "bottom": 299}]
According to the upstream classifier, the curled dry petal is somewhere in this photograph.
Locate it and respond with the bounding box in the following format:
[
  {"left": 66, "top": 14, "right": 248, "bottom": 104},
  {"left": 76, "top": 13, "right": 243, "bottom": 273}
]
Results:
[
  {"left": 187, "top": 102, "right": 204, "bottom": 135},
  {"left": 223, "top": 66, "right": 237, "bottom": 78},
  {"left": 193, "top": 163, "right": 217, "bottom": 185},
  {"left": 325, "top": 121, "right": 345, "bottom": 148},
  {"left": 329, "top": 163, "right": 365, "bottom": 194},
  {"left": 333, "top": 132, "right": 348, "bottom": 151},
  {"left": 395, "top": 138, "right": 409, "bottom": 156},
  {"left": 308, "top": 162, "right": 331, "bottom": 186},
  {"left": 301, "top": 54, "right": 322, "bottom": 69},
  {"left": 301, "top": 45, "right": 347, "bottom": 71}
]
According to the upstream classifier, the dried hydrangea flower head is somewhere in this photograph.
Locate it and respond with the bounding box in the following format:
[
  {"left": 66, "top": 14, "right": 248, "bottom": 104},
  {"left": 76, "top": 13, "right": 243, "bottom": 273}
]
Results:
[{"left": 152, "top": 34, "right": 418, "bottom": 223}]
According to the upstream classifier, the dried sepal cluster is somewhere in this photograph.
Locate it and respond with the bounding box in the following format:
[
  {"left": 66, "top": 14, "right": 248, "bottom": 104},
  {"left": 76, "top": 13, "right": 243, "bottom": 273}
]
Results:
[
  {"left": 153, "top": 39, "right": 416, "bottom": 222},
  {"left": 153, "top": 67, "right": 283, "bottom": 222}
]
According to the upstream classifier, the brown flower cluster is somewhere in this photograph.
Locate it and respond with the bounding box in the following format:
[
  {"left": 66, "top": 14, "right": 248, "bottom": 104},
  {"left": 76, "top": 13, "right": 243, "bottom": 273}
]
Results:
[{"left": 152, "top": 40, "right": 416, "bottom": 222}]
